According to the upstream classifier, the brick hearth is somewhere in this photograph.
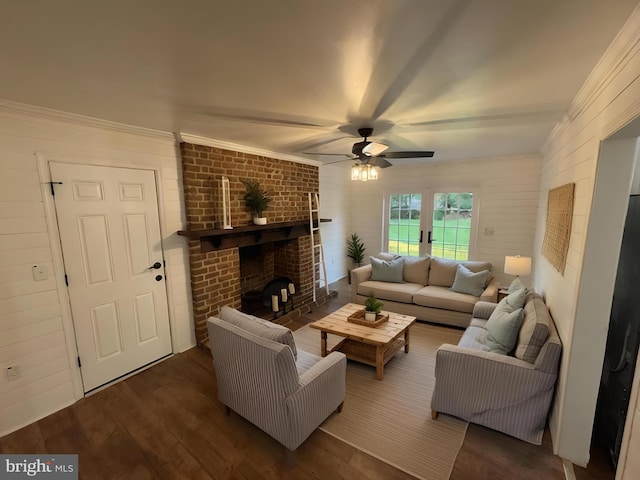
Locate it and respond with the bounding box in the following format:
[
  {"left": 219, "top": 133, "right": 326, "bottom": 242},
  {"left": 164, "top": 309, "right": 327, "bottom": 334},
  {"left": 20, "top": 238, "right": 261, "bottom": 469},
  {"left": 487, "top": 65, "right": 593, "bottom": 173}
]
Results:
[{"left": 180, "top": 142, "right": 320, "bottom": 345}]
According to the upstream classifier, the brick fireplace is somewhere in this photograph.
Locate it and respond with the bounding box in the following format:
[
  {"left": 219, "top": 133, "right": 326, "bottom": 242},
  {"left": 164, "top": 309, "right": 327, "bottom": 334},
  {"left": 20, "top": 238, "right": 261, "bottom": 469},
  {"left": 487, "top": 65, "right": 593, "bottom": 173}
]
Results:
[{"left": 179, "top": 142, "right": 320, "bottom": 345}]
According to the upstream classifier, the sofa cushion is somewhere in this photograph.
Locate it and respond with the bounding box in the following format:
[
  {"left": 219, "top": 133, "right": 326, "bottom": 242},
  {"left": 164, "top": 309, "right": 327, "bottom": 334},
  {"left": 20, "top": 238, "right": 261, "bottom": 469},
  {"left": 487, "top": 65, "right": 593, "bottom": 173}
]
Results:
[
  {"left": 458, "top": 325, "right": 491, "bottom": 351},
  {"left": 429, "top": 257, "right": 492, "bottom": 287},
  {"left": 449, "top": 264, "right": 491, "bottom": 296},
  {"left": 413, "top": 285, "right": 478, "bottom": 314},
  {"left": 295, "top": 349, "right": 322, "bottom": 377},
  {"left": 357, "top": 280, "right": 423, "bottom": 303},
  {"left": 481, "top": 296, "right": 525, "bottom": 355},
  {"left": 370, "top": 256, "right": 405, "bottom": 283},
  {"left": 515, "top": 293, "right": 551, "bottom": 363},
  {"left": 403, "top": 256, "right": 431, "bottom": 286},
  {"left": 219, "top": 306, "right": 297, "bottom": 359}
]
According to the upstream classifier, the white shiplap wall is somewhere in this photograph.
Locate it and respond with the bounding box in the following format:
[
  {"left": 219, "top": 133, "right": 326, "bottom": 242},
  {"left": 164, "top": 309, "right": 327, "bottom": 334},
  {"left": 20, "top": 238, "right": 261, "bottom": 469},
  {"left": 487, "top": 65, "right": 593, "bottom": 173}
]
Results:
[
  {"left": 0, "top": 105, "right": 194, "bottom": 436},
  {"left": 347, "top": 154, "right": 542, "bottom": 287},
  {"left": 533, "top": 5, "right": 640, "bottom": 468},
  {"left": 319, "top": 162, "right": 352, "bottom": 283}
]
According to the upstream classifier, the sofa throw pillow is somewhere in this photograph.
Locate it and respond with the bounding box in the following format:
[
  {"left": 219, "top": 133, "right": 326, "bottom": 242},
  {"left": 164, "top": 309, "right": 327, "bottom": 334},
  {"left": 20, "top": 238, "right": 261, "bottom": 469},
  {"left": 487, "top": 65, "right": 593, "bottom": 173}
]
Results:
[
  {"left": 218, "top": 306, "right": 297, "bottom": 359},
  {"left": 370, "top": 256, "right": 405, "bottom": 283},
  {"left": 507, "top": 276, "right": 525, "bottom": 294},
  {"left": 402, "top": 256, "right": 431, "bottom": 285},
  {"left": 449, "top": 264, "right": 490, "bottom": 296},
  {"left": 482, "top": 305, "right": 525, "bottom": 355},
  {"left": 504, "top": 287, "right": 526, "bottom": 310},
  {"left": 429, "top": 257, "right": 493, "bottom": 287},
  {"left": 478, "top": 287, "right": 526, "bottom": 354}
]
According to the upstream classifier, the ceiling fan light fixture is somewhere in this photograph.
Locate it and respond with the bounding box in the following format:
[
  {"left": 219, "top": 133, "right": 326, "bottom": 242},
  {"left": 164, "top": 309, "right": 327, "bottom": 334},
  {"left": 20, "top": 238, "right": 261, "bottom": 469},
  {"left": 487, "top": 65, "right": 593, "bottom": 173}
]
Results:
[
  {"left": 351, "top": 163, "right": 362, "bottom": 181},
  {"left": 362, "top": 141, "right": 388, "bottom": 156},
  {"left": 351, "top": 163, "right": 379, "bottom": 182}
]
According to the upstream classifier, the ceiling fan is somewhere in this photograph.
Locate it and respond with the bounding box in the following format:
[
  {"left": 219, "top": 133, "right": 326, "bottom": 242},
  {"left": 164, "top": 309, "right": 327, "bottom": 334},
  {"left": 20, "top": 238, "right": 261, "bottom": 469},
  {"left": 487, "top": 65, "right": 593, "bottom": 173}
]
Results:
[{"left": 303, "top": 127, "right": 435, "bottom": 168}]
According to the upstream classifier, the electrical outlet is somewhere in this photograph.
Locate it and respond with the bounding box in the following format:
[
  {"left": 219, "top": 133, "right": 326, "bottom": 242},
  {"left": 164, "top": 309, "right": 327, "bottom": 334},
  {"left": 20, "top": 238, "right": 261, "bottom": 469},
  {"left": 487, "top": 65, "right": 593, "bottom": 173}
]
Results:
[{"left": 6, "top": 365, "right": 21, "bottom": 381}]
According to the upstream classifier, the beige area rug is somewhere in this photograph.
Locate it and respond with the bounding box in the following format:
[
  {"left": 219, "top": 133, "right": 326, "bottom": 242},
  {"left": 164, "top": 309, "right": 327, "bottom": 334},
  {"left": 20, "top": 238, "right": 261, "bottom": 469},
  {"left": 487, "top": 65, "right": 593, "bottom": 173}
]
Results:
[{"left": 294, "top": 322, "right": 467, "bottom": 480}]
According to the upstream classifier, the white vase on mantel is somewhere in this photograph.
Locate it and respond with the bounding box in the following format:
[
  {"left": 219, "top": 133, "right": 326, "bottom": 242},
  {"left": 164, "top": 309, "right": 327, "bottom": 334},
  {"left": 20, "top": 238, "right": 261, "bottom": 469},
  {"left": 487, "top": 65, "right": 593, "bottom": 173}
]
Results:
[
  {"left": 253, "top": 217, "right": 267, "bottom": 225},
  {"left": 365, "top": 311, "right": 377, "bottom": 321}
]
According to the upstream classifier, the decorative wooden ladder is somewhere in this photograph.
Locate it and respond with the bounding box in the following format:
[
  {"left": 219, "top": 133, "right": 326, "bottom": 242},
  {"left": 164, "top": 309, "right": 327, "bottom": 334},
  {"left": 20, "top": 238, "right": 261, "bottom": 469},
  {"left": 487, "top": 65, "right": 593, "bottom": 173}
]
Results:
[{"left": 308, "top": 192, "right": 329, "bottom": 302}]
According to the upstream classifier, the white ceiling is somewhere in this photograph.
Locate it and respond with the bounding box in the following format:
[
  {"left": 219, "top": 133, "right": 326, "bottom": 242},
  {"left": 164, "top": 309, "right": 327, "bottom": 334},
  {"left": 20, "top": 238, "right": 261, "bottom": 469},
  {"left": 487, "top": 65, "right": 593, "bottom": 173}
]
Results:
[{"left": 0, "top": 0, "right": 637, "bottom": 165}]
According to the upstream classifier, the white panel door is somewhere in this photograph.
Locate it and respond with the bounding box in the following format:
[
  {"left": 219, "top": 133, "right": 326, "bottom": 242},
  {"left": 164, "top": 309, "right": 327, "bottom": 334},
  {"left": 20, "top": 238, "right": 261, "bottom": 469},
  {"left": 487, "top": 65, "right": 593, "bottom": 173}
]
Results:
[{"left": 50, "top": 163, "right": 172, "bottom": 392}]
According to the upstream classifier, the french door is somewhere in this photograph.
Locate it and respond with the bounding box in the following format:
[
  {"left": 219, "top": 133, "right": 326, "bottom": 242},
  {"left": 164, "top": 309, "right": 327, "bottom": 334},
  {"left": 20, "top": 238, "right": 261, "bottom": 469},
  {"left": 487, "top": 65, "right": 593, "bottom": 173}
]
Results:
[{"left": 384, "top": 190, "right": 476, "bottom": 260}]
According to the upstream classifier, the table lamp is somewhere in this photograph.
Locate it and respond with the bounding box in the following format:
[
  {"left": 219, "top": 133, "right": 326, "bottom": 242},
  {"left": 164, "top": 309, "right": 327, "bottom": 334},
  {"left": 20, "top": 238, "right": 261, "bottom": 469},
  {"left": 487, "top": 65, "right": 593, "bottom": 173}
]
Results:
[{"left": 504, "top": 255, "right": 531, "bottom": 292}]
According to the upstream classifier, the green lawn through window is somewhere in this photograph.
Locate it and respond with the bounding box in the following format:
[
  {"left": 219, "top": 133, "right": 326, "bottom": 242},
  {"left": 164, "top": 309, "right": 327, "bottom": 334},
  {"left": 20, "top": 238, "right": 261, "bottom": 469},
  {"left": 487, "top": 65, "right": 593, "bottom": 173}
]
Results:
[{"left": 389, "top": 217, "right": 471, "bottom": 259}]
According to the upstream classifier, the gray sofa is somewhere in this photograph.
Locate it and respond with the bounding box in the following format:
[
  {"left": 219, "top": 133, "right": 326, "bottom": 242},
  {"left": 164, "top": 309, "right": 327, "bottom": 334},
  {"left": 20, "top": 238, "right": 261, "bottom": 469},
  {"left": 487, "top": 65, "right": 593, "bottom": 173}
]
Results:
[
  {"left": 431, "top": 292, "right": 562, "bottom": 444},
  {"left": 207, "top": 306, "right": 347, "bottom": 451},
  {"left": 351, "top": 254, "right": 499, "bottom": 328}
]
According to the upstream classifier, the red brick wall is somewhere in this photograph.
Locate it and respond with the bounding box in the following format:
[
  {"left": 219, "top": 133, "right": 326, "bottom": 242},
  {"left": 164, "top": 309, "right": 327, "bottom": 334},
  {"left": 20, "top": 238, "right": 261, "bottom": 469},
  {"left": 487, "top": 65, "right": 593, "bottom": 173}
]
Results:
[
  {"left": 188, "top": 242, "right": 241, "bottom": 343},
  {"left": 181, "top": 142, "right": 319, "bottom": 230},
  {"left": 180, "top": 142, "right": 320, "bottom": 345}
]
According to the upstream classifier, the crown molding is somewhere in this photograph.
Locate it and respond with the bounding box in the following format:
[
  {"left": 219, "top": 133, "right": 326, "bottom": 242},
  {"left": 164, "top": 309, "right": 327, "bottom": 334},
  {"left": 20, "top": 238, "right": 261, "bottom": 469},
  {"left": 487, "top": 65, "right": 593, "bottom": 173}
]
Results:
[
  {"left": 0, "top": 99, "right": 175, "bottom": 142},
  {"left": 543, "top": 4, "right": 640, "bottom": 152},
  {"left": 177, "top": 132, "right": 321, "bottom": 166}
]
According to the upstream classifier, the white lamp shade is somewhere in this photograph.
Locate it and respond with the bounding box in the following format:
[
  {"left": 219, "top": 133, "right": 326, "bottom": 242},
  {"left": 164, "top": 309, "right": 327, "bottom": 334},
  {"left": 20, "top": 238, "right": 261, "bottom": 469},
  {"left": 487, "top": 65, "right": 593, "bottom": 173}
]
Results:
[{"left": 504, "top": 255, "right": 531, "bottom": 276}]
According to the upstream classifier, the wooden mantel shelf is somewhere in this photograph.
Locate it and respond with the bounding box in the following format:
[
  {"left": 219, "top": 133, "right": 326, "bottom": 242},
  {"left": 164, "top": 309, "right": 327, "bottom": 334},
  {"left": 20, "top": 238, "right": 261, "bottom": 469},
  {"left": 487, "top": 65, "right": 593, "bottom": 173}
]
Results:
[{"left": 178, "top": 219, "right": 331, "bottom": 252}]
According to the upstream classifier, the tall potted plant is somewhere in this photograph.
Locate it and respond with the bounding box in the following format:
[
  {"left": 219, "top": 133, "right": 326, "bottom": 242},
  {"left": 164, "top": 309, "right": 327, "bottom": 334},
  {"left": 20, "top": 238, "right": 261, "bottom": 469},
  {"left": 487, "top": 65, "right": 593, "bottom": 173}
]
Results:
[
  {"left": 346, "top": 233, "right": 366, "bottom": 284},
  {"left": 241, "top": 179, "right": 271, "bottom": 225}
]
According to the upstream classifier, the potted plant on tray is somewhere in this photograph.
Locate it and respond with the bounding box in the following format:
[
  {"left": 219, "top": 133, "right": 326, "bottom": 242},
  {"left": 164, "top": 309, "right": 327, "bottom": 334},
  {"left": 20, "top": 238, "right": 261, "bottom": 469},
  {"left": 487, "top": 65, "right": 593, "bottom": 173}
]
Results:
[
  {"left": 241, "top": 179, "right": 271, "bottom": 225},
  {"left": 346, "top": 233, "right": 366, "bottom": 284},
  {"left": 364, "top": 296, "right": 384, "bottom": 321}
]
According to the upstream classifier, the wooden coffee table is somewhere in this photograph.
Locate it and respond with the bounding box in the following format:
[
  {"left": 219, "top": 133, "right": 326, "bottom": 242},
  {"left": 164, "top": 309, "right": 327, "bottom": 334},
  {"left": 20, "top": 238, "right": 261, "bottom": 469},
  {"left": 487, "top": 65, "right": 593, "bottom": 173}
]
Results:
[{"left": 310, "top": 303, "right": 416, "bottom": 380}]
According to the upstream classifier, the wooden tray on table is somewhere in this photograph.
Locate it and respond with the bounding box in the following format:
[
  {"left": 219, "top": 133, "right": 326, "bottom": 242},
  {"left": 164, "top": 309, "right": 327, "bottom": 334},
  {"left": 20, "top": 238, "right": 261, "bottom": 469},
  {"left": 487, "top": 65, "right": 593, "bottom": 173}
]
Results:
[{"left": 347, "top": 309, "right": 389, "bottom": 327}]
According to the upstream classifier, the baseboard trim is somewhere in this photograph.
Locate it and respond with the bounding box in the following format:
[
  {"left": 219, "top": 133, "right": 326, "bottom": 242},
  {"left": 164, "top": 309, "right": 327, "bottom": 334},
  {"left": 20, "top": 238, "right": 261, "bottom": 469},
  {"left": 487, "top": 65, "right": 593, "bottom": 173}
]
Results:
[{"left": 562, "top": 458, "right": 576, "bottom": 480}]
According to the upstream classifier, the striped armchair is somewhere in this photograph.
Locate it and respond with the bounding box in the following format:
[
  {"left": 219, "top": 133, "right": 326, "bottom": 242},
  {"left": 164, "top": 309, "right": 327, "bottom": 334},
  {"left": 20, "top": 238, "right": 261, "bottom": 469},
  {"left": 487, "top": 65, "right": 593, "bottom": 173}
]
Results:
[
  {"left": 431, "top": 293, "right": 562, "bottom": 444},
  {"left": 207, "top": 308, "right": 346, "bottom": 451}
]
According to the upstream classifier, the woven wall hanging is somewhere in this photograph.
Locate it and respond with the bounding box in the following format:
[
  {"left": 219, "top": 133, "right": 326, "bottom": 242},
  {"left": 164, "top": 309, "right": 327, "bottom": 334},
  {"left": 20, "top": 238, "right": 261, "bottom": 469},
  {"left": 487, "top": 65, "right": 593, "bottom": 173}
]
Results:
[{"left": 542, "top": 183, "right": 575, "bottom": 275}]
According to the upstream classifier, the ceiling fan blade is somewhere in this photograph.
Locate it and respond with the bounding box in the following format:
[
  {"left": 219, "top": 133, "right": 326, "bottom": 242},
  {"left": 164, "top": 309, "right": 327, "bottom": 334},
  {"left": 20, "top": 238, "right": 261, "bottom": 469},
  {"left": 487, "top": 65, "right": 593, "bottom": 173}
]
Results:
[
  {"left": 193, "top": 106, "right": 338, "bottom": 129},
  {"left": 302, "top": 152, "right": 352, "bottom": 157},
  {"left": 382, "top": 151, "right": 434, "bottom": 159},
  {"left": 367, "top": 157, "right": 393, "bottom": 168},
  {"left": 323, "top": 157, "right": 358, "bottom": 166},
  {"left": 288, "top": 134, "right": 351, "bottom": 153}
]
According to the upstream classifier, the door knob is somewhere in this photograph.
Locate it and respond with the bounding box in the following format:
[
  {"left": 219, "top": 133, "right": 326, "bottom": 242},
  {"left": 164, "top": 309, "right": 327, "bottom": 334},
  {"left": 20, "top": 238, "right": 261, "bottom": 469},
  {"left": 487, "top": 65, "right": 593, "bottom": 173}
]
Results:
[{"left": 148, "top": 262, "right": 162, "bottom": 270}]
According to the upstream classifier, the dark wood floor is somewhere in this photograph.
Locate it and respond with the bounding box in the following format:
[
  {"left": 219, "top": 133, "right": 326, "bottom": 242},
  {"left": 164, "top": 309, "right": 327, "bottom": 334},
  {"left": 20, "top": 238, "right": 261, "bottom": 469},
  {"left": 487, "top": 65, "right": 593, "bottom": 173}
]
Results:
[{"left": 0, "top": 279, "right": 615, "bottom": 480}]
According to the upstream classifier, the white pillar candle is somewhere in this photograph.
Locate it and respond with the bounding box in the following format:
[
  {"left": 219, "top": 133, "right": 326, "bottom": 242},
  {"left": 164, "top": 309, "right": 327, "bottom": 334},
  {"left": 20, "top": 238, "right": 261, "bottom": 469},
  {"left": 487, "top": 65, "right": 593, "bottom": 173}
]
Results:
[
  {"left": 288, "top": 283, "right": 295, "bottom": 295},
  {"left": 281, "top": 288, "right": 288, "bottom": 303},
  {"left": 271, "top": 295, "right": 279, "bottom": 312}
]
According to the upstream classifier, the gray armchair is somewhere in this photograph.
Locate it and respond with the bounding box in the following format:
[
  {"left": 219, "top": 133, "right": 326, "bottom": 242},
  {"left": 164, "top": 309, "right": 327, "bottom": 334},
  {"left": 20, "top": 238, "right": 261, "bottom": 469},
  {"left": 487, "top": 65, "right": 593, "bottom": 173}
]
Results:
[{"left": 207, "top": 308, "right": 346, "bottom": 451}]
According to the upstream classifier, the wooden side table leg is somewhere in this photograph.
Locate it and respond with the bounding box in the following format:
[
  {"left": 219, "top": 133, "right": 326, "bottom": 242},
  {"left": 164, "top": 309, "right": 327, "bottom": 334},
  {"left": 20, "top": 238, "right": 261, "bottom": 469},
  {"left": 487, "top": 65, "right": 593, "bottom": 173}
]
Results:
[
  {"left": 376, "top": 346, "right": 384, "bottom": 380},
  {"left": 404, "top": 328, "right": 411, "bottom": 353},
  {"left": 320, "top": 331, "right": 327, "bottom": 357}
]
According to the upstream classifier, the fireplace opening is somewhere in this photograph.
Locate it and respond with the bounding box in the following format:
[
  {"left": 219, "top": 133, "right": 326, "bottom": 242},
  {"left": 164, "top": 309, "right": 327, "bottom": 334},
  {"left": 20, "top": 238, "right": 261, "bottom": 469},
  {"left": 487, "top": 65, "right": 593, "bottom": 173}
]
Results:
[{"left": 239, "top": 240, "right": 302, "bottom": 318}]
